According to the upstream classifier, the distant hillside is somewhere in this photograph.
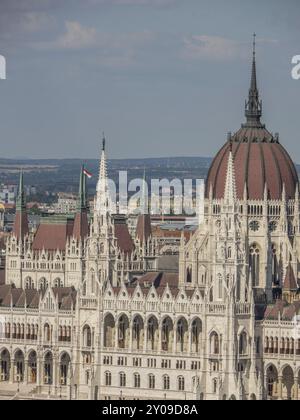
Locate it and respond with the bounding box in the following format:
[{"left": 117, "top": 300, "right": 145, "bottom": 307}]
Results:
[
  {"left": 0, "top": 156, "right": 299, "bottom": 197},
  {"left": 0, "top": 156, "right": 212, "bottom": 195}
]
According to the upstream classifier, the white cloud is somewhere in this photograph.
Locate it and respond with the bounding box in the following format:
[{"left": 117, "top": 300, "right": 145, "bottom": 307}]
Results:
[
  {"left": 55, "top": 21, "right": 98, "bottom": 49},
  {"left": 20, "top": 12, "right": 55, "bottom": 33},
  {"left": 181, "top": 35, "right": 279, "bottom": 61},
  {"left": 32, "top": 21, "right": 157, "bottom": 68},
  {"left": 182, "top": 35, "right": 245, "bottom": 61}
]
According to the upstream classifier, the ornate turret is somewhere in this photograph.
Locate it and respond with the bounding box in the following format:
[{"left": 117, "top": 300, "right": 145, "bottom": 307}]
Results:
[{"left": 12, "top": 171, "right": 29, "bottom": 240}]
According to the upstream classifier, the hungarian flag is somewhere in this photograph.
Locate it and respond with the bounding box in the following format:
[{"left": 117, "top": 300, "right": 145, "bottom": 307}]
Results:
[{"left": 83, "top": 168, "right": 92, "bottom": 179}]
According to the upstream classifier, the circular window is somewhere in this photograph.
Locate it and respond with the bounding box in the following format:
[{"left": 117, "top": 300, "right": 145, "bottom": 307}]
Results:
[
  {"left": 269, "top": 221, "right": 277, "bottom": 232},
  {"left": 249, "top": 221, "right": 260, "bottom": 232}
]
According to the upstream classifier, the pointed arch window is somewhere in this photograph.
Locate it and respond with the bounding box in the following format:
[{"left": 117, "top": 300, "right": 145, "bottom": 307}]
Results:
[
  {"left": 218, "top": 274, "right": 223, "bottom": 300},
  {"left": 249, "top": 244, "right": 260, "bottom": 287}
]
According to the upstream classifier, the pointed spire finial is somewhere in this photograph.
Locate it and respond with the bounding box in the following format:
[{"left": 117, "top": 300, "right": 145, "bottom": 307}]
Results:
[
  {"left": 102, "top": 132, "right": 106, "bottom": 151},
  {"left": 244, "top": 34, "right": 263, "bottom": 128},
  {"left": 253, "top": 32, "right": 256, "bottom": 59},
  {"left": 13, "top": 169, "right": 29, "bottom": 239}
]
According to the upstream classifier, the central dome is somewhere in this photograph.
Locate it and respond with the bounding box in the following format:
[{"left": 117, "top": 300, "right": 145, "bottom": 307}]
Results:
[{"left": 205, "top": 45, "right": 298, "bottom": 201}]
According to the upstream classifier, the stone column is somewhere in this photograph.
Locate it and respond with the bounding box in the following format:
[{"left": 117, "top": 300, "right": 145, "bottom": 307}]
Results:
[
  {"left": 158, "top": 325, "right": 162, "bottom": 353},
  {"left": 129, "top": 321, "right": 133, "bottom": 352},
  {"left": 143, "top": 320, "right": 147, "bottom": 352},
  {"left": 52, "top": 356, "right": 58, "bottom": 395},
  {"left": 294, "top": 377, "right": 299, "bottom": 401},
  {"left": 24, "top": 359, "right": 28, "bottom": 385},
  {"left": 9, "top": 359, "right": 14, "bottom": 384},
  {"left": 188, "top": 328, "right": 192, "bottom": 354},
  {"left": 264, "top": 376, "right": 269, "bottom": 400},
  {"left": 278, "top": 376, "right": 283, "bottom": 400},
  {"left": 36, "top": 356, "right": 41, "bottom": 391},
  {"left": 115, "top": 321, "right": 119, "bottom": 350},
  {"left": 173, "top": 326, "right": 177, "bottom": 354}
]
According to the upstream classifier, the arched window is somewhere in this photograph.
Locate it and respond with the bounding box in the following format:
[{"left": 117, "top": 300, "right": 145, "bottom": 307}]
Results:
[
  {"left": 83, "top": 325, "right": 92, "bottom": 347},
  {"left": 249, "top": 244, "right": 260, "bottom": 287},
  {"left": 105, "top": 371, "right": 112, "bottom": 386},
  {"left": 44, "top": 323, "right": 51, "bottom": 342},
  {"left": 119, "top": 372, "right": 126, "bottom": 387},
  {"left": 91, "top": 270, "right": 95, "bottom": 294},
  {"left": 163, "top": 375, "right": 170, "bottom": 390},
  {"left": 178, "top": 376, "right": 185, "bottom": 391},
  {"left": 210, "top": 332, "right": 220, "bottom": 355},
  {"left": 271, "top": 245, "right": 280, "bottom": 286},
  {"left": 227, "top": 247, "right": 232, "bottom": 259},
  {"left": 25, "top": 277, "right": 34, "bottom": 290},
  {"left": 218, "top": 274, "right": 223, "bottom": 300},
  {"left": 187, "top": 267, "right": 192, "bottom": 283},
  {"left": 39, "top": 278, "right": 48, "bottom": 291},
  {"left": 134, "top": 373, "right": 141, "bottom": 388},
  {"left": 239, "top": 332, "right": 247, "bottom": 355},
  {"left": 213, "top": 378, "right": 218, "bottom": 394},
  {"left": 149, "top": 374, "right": 155, "bottom": 389},
  {"left": 118, "top": 316, "right": 127, "bottom": 349}
]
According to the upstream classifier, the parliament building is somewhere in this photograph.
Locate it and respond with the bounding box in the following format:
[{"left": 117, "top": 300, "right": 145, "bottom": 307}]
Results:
[{"left": 0, "top": 45, "right": 300, "bottom": 400}]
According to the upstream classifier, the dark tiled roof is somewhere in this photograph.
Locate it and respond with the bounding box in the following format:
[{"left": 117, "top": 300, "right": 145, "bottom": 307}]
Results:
[
  {"left": 0, "top": 270, "right": 5, "bottom": 285},
  {"left": 114, "top": 221, "right": 134, "bottom": 255},
  {"left": 129, "top": 272, "right": 179, "bottom": 297},
  {"left": 32, "top": 220, "right": 74, "bottom": 251},
  {"left": 136, "top": 214, "right": 152, "bottom": 243},
  {"left": 13, "top": 210, "right": 29, "bottom": 239},
  {"left": 73, "top": 211, "right": 89, "bottom": 240},
  {"left": 0, "top": 285, "right": 76, "bottom": 310},
  {"left": 52, "top": 287, "right": 77, "bottom": 309},
  {"left": 262, "top": 299, "right": 300, "bottom": 321}
]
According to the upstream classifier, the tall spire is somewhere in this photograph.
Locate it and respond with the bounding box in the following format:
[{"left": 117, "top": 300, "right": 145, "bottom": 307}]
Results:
[
  {"left": 224, "top": 150, "right": 237, "bottom": 203},
  {"left": 16, "top": 171, "right": 26, "bottom": 211},
  {"left": 244, "top": 34, "right": 263, "bottom": 128},
  {"left": 13, "top": 171, "right": 29, "bottom": 239},
  {"left": 96, "top": 133, "right": 110, "bottom": 216}
]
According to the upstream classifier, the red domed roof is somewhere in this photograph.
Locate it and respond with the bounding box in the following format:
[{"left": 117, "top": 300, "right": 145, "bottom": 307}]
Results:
[
  {"left": 205, "top": 128, "right": 298, "bottom": 200},
  {"left": 205, "top": 42, "right": 299, "bottom": 201}
]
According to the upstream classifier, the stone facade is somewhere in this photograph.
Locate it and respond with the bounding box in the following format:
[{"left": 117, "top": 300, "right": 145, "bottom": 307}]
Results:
[{"left": 1, "top": 50, "right": 300, "bottom": 401}]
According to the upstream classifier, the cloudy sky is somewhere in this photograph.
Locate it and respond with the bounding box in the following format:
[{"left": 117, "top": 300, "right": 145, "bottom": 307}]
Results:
[{"left": 0, "top": 0, "right": 300, "bottom": 160}]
